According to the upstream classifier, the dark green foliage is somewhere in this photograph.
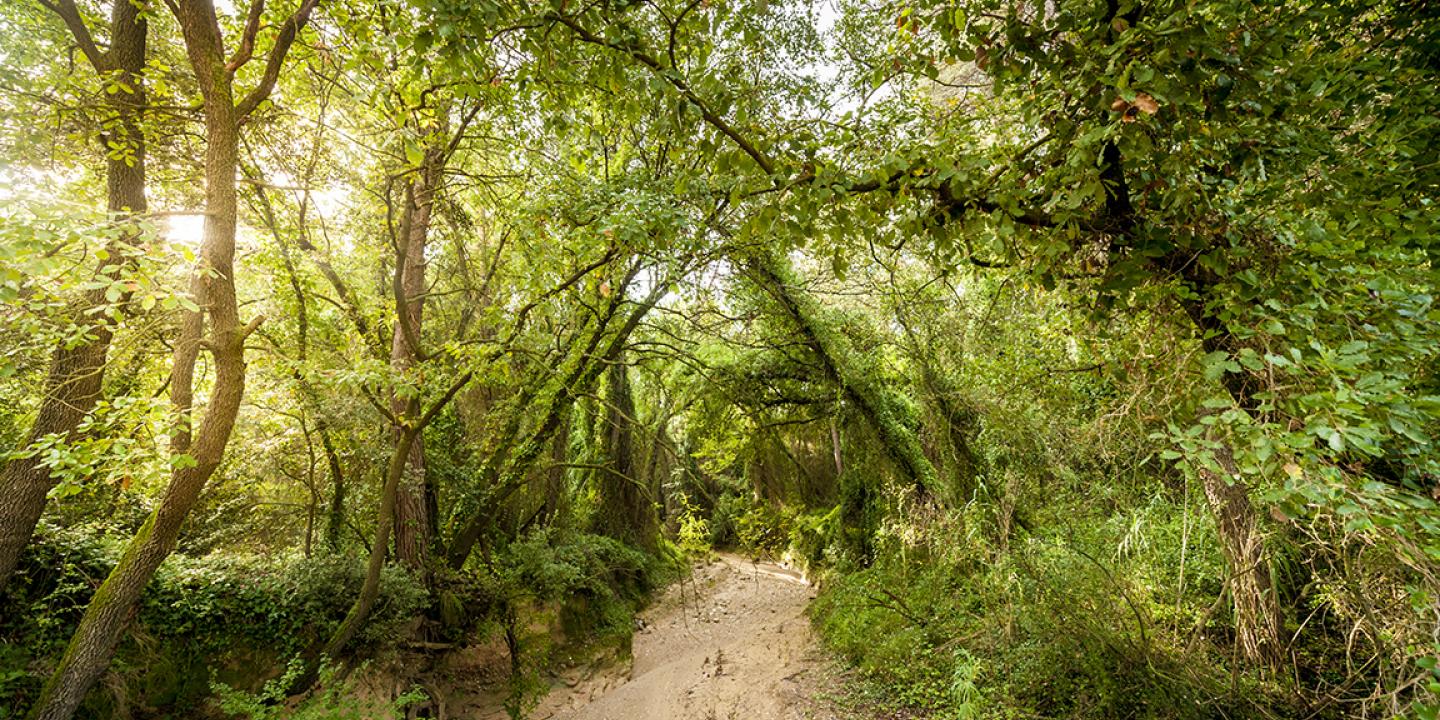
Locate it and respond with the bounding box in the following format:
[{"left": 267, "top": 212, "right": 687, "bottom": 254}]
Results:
[
  {"left": 706, "top": 490, "right": 796, "bottom": 557},
  {"left": 705, "top": 489, "right": 747, "bottom": 549},
  {"left": 497, "top": 528, "right": 678, "bottom": 617},
  {"left": 0, "top": 525, "right": 427, "bottom": 715},
  {"left": 211, "top": 658, "right": 427, "bottom": 720},
  {"left": 1, "top": 0, "right": 1437, "bottom": 714},
  {"left": 835, "top": 469, "right": 879, "bottom": 567}
]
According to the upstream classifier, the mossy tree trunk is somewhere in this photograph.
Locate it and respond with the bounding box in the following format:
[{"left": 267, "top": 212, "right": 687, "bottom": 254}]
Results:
[
  {"left": 592, "top": 353, "right": 658, "bottom": 550},
  {"left": 0, "top": 0, "right": 148, "bottom": 593},
  {"left": 322, "top": 428, "right": 347, "bottom": 551},
  {"left": 539, "top": 411, "right": 573, "bottom": 526},
  {"left": 447, "top": 278, "right": 667, "bottom": 568},
  {"left": 747, "top": 251, "right": 938, "bottom": 497},
  {"left": 1180, "top": 297, "right": 1286, "bottom": 669},
  {"left": 324, "top": 371, "right": 470, "bottom": 660}
]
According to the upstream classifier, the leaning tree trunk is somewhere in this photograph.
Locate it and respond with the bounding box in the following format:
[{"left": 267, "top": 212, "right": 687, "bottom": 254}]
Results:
[
  {"left": 749, "top": 251, "right": 938, "bottom": 496},
  {"left": 325, "top": 428, "right": 418, "bottom": 659},
  {"left": 0, "top": 0, "right": 147, "bottom": 593},
  {"left": 28, "top": 85, "right": 247, "bottom": 720},
  {"left": 446, "top": 276, "right": 666, "bottom": 568},
  {"left": 25, "top": 0, "right": 315, "bottom": 715},
  {"left": 324, "top": 370, "right": 470, "bottom": 661}
]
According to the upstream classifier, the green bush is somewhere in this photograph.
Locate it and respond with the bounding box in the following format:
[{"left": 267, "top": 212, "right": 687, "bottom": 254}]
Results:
[
  {"left": 212, "top": 658, "right": 426, "bottom": 720},
  {"left": 707, "top": 490, "right": 747, "bottom": 548},
  {"left": 675, "top": 493, "right": 712, "bottom": 556},
  {"left": 466, "top": 528, "right": 682, "bottom": 719},
  {"left": 735, "top": 502, "right": 792, "bottom": 555},
  {"left": 0, "top": 525, "right": 428, "bottom": 715},
  {"left": 145, "top": 552, "right": 428, "bottom": 655},
  {"left": 808, "top": 511, "right": 1265, "bottom": 720}
]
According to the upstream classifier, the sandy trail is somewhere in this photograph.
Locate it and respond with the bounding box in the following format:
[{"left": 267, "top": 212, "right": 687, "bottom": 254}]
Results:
[{"left": 533, "top": 553, "right": 842, "bottom": 720}]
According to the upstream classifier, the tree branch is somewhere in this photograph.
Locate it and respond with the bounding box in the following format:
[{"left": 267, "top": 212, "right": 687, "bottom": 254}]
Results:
[
  {"left": 235, "top": 0, "right": 319, "bottom": 118},
  {"left": 546, "top": 12, "right": 776, "bottom": 176},
  {"left": 226, "top": 0, "right": 265, "bottom": 72},
  {"left": 40, "top": 0, "right": 108, "bottom": 73}
]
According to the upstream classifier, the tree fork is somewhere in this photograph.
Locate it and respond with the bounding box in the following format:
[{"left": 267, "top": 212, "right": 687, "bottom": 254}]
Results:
[
  {"left": 323, "top": 370, "right": 471, "bottom": 661},
  {"left": 391, "top": 143, "right": 447, "bottom": 577}
]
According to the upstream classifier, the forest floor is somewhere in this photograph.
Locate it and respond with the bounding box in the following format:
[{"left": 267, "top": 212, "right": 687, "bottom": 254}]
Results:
[{"left": 527, "top": 553, "right": 855, "bottom": 720}]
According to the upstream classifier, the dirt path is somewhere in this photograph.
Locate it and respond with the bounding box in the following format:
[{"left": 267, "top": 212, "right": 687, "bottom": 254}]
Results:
[{"left": 532, "top": 554, "right": 843, "bottom": 720}]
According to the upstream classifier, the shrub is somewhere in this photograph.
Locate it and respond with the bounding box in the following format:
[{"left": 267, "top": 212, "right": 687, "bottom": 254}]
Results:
[
  {"left": 212, "top": 658, "right": 426, "bottom": 720},
  {"left": 472, "top": 528, "right": 681, "bottom": 719},
  {"left": 808, "top": 510, "right": 1264, "bottom": 720},
  {"left": 0, "top": 525, "right": 428, "bottom": 715},
  {"left": 675, "top": 493, "right": 712, "bottom": 556},
  {"left": 735, "top": 502, "right": 792, "bottom": 555}
]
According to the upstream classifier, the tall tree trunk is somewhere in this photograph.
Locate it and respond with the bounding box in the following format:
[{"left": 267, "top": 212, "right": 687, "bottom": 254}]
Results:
[
  {"left": 391, "top": 149, "right": 443, "bottom": 575},
  {"left": 0, "top": 0, "right": 148, "bottom": 593},
  {"left": 592, "top": 354, "right": 656, "bottom": 549},
  {"left": 324, "top": 371, "right": 469, "bottom": 661},
  {"left": 539, "top": 412, "right": 572, "bottom": 525},
  {"left": 28, "top": 91, "right": 245, "bottom": 720},
  {"left": 322, "top": 425, "right": 346, "bottom": 551},
  {"left": 642, "top": 407, "right": 676, "bottom": 525},
  {"left": 25, "top": 1, "right": 315, "bottom": 715},
  {"left": 1095, "top": 132, "right": 1284, "bottom": 670}
]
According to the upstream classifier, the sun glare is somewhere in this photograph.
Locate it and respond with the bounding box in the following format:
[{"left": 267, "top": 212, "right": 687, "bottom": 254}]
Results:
[{"left": 164, "top": 213, "right": 206, "bottom": 248}]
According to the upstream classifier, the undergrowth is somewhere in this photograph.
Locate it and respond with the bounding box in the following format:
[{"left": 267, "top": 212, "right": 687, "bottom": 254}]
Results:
[{"left": 806, "top": 510, "right": 1272, "bottom": 719}]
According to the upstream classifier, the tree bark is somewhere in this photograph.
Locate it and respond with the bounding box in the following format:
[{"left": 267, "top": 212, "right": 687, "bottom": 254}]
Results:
[
  {"left": 0, "top": 0, "right": 148, "bottom": 593},
  {"left": 447, "top": 277, "right": 666, "bottom": 568},
  {"left": 324, "top": 371, "right": 470, "bottom": 660},
  {"left": 1181, "top": 297, "right": 1286, "bottom": 669},
  {"left": 391, "top": 148, "right": 444, "bottom": 576},
  {"left": 749, "top": 251, "right": 938, "bottom": 496},
  {"left": 1201, "top": 445, "right": 1284, "bottom": 668}
]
